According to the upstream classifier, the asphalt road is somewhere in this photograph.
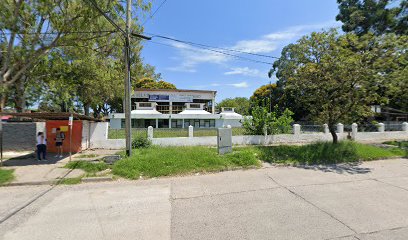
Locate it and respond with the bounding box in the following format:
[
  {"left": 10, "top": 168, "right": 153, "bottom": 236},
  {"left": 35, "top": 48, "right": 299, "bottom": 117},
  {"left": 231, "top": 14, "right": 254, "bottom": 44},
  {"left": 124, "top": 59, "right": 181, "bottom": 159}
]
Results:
[{"left": 1, "top": 158, "right": 408, "bottom": 240}]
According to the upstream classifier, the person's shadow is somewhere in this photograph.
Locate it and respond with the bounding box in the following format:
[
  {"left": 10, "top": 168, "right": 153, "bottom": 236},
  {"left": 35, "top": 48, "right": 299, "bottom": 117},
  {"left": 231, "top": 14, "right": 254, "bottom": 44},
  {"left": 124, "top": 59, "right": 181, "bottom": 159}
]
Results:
[{"left": 1, "top": 152, "right": 67, "bottom": 166}]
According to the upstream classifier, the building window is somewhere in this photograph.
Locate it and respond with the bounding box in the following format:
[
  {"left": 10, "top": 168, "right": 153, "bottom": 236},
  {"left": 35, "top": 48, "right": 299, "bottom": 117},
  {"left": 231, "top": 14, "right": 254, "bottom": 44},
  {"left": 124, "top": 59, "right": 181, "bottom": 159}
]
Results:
[{"left": 121, "top": 119, "right": 125, "bottom": 128}]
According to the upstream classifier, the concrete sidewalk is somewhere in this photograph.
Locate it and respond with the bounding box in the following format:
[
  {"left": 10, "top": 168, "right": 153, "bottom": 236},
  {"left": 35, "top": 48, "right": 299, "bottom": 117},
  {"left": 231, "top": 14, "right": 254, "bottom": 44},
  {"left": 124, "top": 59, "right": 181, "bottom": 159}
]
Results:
[
  {"left": 0, "top": 158, "right": 408, "bottom": 239},
  {"left": 1, "top": 149, "right": 119, "bottom": 185}
]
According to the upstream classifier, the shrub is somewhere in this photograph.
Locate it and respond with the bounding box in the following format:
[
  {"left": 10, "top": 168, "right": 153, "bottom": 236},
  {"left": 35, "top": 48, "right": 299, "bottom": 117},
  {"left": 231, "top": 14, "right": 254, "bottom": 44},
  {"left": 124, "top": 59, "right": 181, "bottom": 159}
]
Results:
[
  {"left": 242, "top": 105, "right": 294, "bottom": 135},
  {"left": 132, "top": 135, "right": 152, "bottom": 149}
]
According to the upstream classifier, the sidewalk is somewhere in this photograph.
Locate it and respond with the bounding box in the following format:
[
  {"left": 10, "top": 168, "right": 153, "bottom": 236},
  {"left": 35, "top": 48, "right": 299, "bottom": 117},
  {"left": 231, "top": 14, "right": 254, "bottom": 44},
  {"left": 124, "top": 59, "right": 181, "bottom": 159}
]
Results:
[
  {"left": 2, "top": 153, "right": 84, "bottom": 186},
  {"left": 1, "top": 149, "right": 120, "bottom": 185}
]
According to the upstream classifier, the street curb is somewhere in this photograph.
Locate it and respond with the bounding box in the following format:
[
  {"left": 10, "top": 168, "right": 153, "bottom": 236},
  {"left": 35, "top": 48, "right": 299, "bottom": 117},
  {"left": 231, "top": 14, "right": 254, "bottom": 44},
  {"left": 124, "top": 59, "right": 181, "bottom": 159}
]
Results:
[
  {"left": 81, "top": 176, "right": 113, "bottom": 183},
  {"left": 3, "top": 180, "right": 56, "bottom": 187}
]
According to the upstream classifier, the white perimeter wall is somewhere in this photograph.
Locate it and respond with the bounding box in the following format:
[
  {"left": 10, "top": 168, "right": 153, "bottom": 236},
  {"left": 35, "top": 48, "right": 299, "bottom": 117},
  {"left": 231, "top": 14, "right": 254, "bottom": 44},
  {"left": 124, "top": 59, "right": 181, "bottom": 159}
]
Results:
[{"left": 87, "top": 123, "right": 408, "bottom": 149}]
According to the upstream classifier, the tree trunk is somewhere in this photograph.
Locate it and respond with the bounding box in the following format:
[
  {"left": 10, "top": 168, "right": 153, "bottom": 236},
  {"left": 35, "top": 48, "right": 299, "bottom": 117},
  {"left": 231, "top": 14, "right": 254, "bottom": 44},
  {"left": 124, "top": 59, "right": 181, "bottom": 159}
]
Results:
[
  {"left": 329, "top": 125, "right": 338, "bottom": 144},
  {"left": 14, "top": 77, "right": 26, "bottom": 112},
  {"left": 0, "top": 93, "right": 7, "bottom": 111},
  {"left": 84, "top": 103, "right": 90, "bottom": 116}
]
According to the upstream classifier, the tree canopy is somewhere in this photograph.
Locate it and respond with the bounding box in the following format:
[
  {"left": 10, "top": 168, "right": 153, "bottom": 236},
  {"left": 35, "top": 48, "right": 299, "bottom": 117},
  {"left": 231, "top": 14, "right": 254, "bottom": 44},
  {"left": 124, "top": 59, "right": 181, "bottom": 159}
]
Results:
[
  {"left": 0, "top": 0, "right": 175, "bottom": 116},
  {"left": 217, "top": 97, "right": 250, "bottom": 115},
  {"left": 270, "top": 30, "right": 407, "bottom": 143},
  {"left": 336, "top": 0, "right": 408, "bottom": 35}
]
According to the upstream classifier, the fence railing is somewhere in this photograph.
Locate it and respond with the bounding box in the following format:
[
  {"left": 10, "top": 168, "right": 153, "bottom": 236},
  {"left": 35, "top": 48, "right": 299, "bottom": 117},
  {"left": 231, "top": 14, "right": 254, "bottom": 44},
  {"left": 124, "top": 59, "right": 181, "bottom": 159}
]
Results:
[{"left": 107, "top": 122, "right": 408, "bottom": 139}]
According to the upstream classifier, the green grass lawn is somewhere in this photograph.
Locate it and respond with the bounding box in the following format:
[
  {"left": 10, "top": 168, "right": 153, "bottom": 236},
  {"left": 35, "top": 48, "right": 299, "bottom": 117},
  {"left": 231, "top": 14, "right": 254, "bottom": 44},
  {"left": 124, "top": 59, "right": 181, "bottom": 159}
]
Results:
[
  {"left": 0, "top": 169, "right": 15, "bottom": 185},
  {"left": 112, "top": 141, "right": 405, "bottom": 180},
  {"left": 65, "top": 160, "right": 109, "bottom": 174},
  {"left": 57, "top": 177, "right": 82, "bottom": 185},
  {"left": 112, "top": 146, "right": 260, "bottom": 179},
  {"left": 252, "top": 141, "right": 405, "bottom": 165},
  {"left": 383, "top": 141, "right": 408, "bottom": 149}
]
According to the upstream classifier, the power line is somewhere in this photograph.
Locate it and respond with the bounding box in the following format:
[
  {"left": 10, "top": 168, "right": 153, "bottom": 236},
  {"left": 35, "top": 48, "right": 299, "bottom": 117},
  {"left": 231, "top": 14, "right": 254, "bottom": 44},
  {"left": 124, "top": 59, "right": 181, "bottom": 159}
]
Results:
[
  {"left": 2, "top": 30, "right": 118, "bottom": 35},
  {"left": 85, "top": 0, "right": 127, "bottom": 36},
  {"left": 142, "top": 0, "right": 168, "bottom": 26},
  {"left": 146, "top": 40, "right": 274, "bottom": 65},
  {"left": 148, "top": 33, "right": 280, "bottom": 59}
]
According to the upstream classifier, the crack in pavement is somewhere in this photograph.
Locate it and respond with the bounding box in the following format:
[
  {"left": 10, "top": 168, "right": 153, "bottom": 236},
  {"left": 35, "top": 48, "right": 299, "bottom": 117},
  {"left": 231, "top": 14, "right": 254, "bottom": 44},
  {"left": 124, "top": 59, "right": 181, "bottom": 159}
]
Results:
[{"left": 265, "top": 173, "right": 359, "bottom": 235}]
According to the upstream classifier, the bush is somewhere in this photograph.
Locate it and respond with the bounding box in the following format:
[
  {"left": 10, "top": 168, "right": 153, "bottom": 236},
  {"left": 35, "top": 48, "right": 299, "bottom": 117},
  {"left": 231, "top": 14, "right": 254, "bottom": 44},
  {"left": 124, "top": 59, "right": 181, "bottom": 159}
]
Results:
[
  {"left": 132, "top": 135, "right": 152, "bottom": 149},
  {"left": 242, "top": 105, "right": 294, "bottom": 135}
]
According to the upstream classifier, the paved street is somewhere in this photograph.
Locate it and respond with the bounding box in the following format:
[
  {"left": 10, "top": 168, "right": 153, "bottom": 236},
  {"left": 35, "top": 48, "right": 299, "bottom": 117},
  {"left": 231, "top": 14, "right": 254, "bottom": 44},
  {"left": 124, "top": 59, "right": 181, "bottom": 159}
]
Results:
[{"left": 1, "top": 158, "right": 408, "bottom": 240}]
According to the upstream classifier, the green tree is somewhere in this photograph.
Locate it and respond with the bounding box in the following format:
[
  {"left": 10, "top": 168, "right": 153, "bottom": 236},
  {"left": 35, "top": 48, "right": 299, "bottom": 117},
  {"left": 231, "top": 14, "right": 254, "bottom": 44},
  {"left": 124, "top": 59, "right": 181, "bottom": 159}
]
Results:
[
  {"left": 272, "top": 30, "right": 383, "bottom": 143},
  {"left": 134, "top": 77, "right": 176, "bottom": 89},
  {"left": 336, "top": 0, "right": 407, "bottom": 35},
  {"left": 217, "top": 97, "right": 250, "bottom": 115},
  {"left": 250, "top": 83, "right": 282, "bottom": 110},
  {"left": 0, "top": 0, "right": 151, "bottom": 111},
  {"left": 242, "top": 105, "right": 294, "bottom": 135}
]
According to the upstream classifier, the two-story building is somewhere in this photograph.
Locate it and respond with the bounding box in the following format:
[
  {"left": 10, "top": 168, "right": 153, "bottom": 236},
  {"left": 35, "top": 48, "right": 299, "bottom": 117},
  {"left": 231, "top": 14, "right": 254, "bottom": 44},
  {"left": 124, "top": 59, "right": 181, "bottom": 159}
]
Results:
[{"left": 109, "top": 88, "right": 244, "bottom": 129}]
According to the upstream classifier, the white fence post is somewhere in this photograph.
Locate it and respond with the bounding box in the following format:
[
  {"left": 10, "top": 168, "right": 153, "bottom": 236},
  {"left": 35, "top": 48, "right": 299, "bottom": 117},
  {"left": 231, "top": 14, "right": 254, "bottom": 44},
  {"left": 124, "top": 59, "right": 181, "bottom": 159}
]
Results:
[
  {"left": 377, "top": 123, "right": 385, "bottom": 132},
  {"left": 293, "top": 124, "right": 301, "bottom": 135},
  {"left": 147, "top": 126, "right": 154, "bottom": 139},
  {"left": 402, "top": 122, "right": 408, "bottom": 132},
  {"left": 337, "top": 123, "right": 344, "bottom": 134},
  {"left": 351, "top": 123, "right": 358, "bottom": 140},
  {"left": 188, "top": 125, "right": 194, "bottom": 138},
  {"left": 323, "top": 124, "right": 329, "bottom": 134}
]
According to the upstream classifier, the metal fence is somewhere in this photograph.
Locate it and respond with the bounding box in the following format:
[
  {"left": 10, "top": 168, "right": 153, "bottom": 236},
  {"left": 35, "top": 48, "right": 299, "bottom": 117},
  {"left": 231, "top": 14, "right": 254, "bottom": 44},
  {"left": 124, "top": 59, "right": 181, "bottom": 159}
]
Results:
[
  {"left": 385, "top": 123, "right": 403, "bottom": 131},
  {"left": 108, "top": 128, "right": 147, "bottom": 139},
  {"left": 153, "top": 128, "right": 189, "bottom": 138},
  {"left": 301, "top": 125, "right": 324, "bottom": 134}
]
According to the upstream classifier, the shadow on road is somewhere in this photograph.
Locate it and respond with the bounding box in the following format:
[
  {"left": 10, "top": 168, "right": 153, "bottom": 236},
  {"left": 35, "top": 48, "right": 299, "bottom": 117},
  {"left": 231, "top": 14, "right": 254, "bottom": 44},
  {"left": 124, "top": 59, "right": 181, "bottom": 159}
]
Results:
[{"left": 295, "top": 162, "right": 371, "bottom": 175}]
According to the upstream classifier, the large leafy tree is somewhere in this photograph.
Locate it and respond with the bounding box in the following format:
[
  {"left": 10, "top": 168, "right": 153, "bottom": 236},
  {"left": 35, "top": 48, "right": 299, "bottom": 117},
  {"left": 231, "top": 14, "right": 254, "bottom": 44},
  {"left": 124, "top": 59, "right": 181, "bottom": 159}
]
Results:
[
  {"left": 336, "top": 0, "right": 408, "bottom": 35},
  {"left": 272, "top": 30, "right": 386, "bottom": 143},
  {"left": 0, "top": 0, "right": 151, "bottom": 112},
  {"left": 217, "top": 97, "right": 250, "bottom": 115}
]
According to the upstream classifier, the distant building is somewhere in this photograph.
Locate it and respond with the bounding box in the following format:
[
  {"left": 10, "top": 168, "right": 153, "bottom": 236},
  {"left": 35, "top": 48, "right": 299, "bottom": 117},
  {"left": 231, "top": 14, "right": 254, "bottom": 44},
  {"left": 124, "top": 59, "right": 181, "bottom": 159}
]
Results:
[{"left": 109, "top": 89, "right": 243, "bottom": 129}]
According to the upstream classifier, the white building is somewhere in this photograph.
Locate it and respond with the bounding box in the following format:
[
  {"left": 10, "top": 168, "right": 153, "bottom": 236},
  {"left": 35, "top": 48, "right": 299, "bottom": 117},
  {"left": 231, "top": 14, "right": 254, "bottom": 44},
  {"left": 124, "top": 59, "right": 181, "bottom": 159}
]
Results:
[{"left": 109, "top": 88, "right": 243, "bottom": 129}]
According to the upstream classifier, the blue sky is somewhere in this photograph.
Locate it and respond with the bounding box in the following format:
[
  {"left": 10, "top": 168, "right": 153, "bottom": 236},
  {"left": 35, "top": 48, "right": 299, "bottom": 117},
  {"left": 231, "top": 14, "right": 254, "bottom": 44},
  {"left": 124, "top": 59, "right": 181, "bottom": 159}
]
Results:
[{"left": 140, "top": 0, "right": 341, "bottom": 102}]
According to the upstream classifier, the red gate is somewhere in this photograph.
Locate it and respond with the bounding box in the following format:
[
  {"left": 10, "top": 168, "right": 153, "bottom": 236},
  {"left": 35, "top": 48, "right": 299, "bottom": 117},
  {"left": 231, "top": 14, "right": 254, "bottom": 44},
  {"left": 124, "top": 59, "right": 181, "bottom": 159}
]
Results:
[{"left": 46, "top": 120, "right": 83, "bottom": 153}]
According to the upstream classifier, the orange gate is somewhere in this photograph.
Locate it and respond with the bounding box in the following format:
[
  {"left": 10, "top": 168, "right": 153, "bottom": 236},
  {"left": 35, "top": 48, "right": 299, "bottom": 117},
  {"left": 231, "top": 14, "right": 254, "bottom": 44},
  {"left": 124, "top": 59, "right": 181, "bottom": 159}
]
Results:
[{"left": 46, "top": 120, "right": 83, "bottom": 153}]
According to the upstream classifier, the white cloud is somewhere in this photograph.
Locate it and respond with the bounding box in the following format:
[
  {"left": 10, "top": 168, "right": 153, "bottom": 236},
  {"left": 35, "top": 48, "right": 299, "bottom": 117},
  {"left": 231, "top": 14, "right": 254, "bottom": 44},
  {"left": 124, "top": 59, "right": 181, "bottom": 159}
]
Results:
[
  {"left": 166, "top": 42, "right": 229, "bottom": 72},
  {"left": 227, "top": 81, "right": 249, "bottom": 88},
  {"left": 166, "top": 20, "right": 341, "bottom": 72},
  {"left": 232, "top": 40, "right": 278, "bottom": 53},
  {"left": 224, "top": 67, "right": 266, "bottom": 78}
]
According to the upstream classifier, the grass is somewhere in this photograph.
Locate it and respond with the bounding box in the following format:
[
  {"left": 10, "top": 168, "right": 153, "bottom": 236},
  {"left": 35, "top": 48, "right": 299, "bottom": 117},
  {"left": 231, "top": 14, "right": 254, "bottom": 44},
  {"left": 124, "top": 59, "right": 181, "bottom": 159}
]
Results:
[
  {"left": 74, "top": 154, "right": 98, "bottom": 158},
  {"left": 383, "top": 141, "right": 408, "bottom": 149},
  {"left": 112, "top": 146, "right": 260, "bottom": 179},
  {"left": 65, "top": 160, "right": 109, "bottom": 174},
  {"left": 0, "top": 169, "right": 15, "bottom": 185},
  {"left": 252, "top": 141, "right": 405, "bottom": 165},
  {"left": 57, "top": 177, "right": 82, "bottom": 185}
]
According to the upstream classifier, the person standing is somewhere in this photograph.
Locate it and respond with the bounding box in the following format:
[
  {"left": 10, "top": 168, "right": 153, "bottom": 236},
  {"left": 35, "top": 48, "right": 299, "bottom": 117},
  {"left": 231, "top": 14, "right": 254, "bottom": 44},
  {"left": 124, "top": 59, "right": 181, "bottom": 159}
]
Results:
[
  {"left": 36, "top": 132, "right": 47, "bottom": 161},
  {"left": 55, "top": 128, "right": 65, "bottom": 157}
]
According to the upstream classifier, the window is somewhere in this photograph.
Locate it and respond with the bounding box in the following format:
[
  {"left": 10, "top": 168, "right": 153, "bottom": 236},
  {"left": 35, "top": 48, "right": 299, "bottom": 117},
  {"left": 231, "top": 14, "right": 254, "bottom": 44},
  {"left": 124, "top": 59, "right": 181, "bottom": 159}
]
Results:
[
  {"left": 190, "top": 104, "right": 201, "bottom": 109},
  {"left": 139, "top": 102, "right": 152, "bottom": 108}
]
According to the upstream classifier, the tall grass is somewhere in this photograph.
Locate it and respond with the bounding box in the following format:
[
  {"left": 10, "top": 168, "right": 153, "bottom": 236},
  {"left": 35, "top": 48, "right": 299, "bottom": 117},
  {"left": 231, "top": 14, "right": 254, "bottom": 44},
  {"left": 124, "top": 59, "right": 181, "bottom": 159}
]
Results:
[
  {"left": 255, "top": 141, "right": 405, "bottom": 165},
  {"left": 112, "top": 146, "right": 260, "bottom": 179}
]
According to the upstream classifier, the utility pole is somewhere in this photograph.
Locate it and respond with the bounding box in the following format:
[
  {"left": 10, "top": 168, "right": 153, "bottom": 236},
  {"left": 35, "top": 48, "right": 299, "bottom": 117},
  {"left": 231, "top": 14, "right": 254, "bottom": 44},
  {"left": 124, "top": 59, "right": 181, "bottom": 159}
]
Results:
[
  {"left": 85, "top": 0, "right": 151, "bottom": 157},
  {"left": 269, "top": 80, "right": 272, "bottom": 113},
  {"left": 124, "top": 0, "right": 132, "bottom": 156}
]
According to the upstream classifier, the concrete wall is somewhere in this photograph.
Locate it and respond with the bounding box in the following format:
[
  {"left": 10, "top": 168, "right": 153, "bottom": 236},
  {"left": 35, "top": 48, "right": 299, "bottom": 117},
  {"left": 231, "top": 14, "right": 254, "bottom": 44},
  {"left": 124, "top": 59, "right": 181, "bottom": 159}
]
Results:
[
  {"left": 109, "top": 118, "right": 121, "bottom": 129},
  {"left": 81, "top": 120, "right": 90, "bottom": 150},
  {"left": 2, "top": 122, "right": 45, "bottom": 151},
  {"left": 89, "top": 126, "right": 407, "bottom": 149}
]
